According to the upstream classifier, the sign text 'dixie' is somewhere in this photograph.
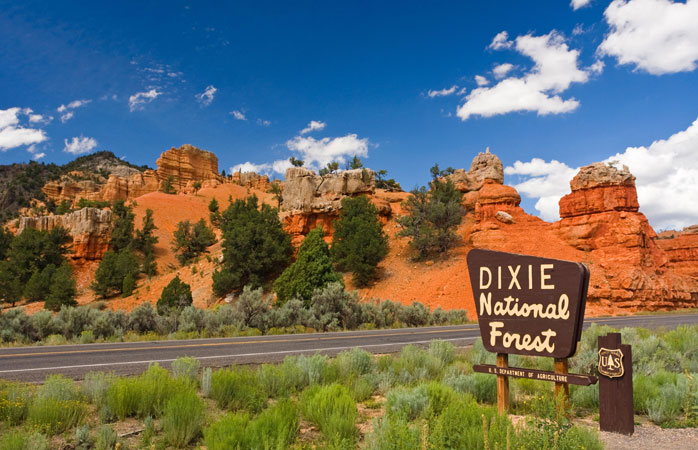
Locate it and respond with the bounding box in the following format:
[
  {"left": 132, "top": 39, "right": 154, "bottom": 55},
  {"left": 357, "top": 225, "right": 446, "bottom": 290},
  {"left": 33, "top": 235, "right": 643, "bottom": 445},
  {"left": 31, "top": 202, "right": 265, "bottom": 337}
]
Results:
[{"left": 467, "top": 249, "right": 589, "bottom": 359}]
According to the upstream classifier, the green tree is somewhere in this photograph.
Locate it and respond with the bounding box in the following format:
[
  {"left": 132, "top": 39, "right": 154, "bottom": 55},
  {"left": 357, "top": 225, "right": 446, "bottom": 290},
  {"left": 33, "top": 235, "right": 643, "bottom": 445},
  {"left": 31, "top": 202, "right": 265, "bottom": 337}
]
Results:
[
  {"left": 208, "top": 198, "right": 221, "bottom": 227},
  {"left": 318, "top": 161, "right": 339, "bottom": 176},
  {"left": 274, "top": 227, "right": 344, "bottom": 305},
  {"left": 157, "top": 275, "right": 193, "bottom": 315},
  {"left": 109, "top": 200, "right": 135, "bottom": 252},
  {"left": 376, "top": 169, "right": 400, "bottom": 191},
  {"left": 212, "top": 196, "right": 292, "bottom": 296},
  {"left": 0, "top": 227, "right": 13, "bottom": 260},
  {"left": 192, "top": 181, "right": 202, "bottom": 193},
  {"left": 331, "top": 196, "right": 388, "bottom": 286},
  {"left": 133, "top": 209, "right": 158, "bottom": 277},
  {"left": 347, "top": 155, "right": 363, "bottom": 170},
  {"left": 44, "top": 262, "right": 77, "bottom": 311},
  {"left": 91, "top": 250, "right": 140, "bottom": 298},
  {"left": 0, "top": 261, "right": 22, "bottom": 307},
  {"left": 269, "top": 182, "right": 283, "bottom": 208},
  {"left": 172, "top": 219, "right": 216, "bottom": 265},
  {"left": 397, "top": 173, "right": 464, "bottom": 260},
  {"left": 289, "top": 157, "right": 304, "bottom": 167},
  {"left": 24, "top": 264, "right": 56, "bottom": 303},
  {"left": 162, "top": 176, "right": 176, "bottom": 194},
  {"left": 6, "top": 227, "right": 70, "bottom": 286}
]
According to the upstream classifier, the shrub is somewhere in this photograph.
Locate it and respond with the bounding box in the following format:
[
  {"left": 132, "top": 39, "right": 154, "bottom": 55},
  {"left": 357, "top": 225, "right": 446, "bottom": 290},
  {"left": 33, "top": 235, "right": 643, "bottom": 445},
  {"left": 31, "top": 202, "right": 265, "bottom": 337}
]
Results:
[
  {"left": 385, "top": 386, "right": 429, "bottom": 420},
  {"left": 178, "top": 305, "right": 205, "bottom": 332},
  {"left": 170, "top": 356, "right": 201, "bottom": 383},
  {"left": 210, "top": 367, "right": 265, "bottom": 412},
  {"left": 162, "top": 390, "right": 206, "bottom": 448},
  {"left": 299, "top": 384, "right": 357, "bottom": 445},
  {"left": 82, "top": 371, "right": 115, "bottom": 407},
  {"left": 335, "top": 347, "right": 374, "bottom": 378},
  {"left": 428, "top": 340, "right": 455, "bottom": 367},
  {"left": 28, "top": 398, "right": 87, "bottom": 435},
  {"left": 201, "top": 367, "right": 213, "bottom": 397},
  {"left": 213, "top": 195, "right": 292, "bottom": 296},
  {"left": 307, "top": 282, "right": 362, "bottom": 331},
  {"left": 94, "top": 425, "right": 117, "bottom": 450},
  {"left": 128, "top": 302, "right": 157, "bottom": 333},
  {"left": 331, "top": 195, "right": 389, "bottom": 286},
  {"left": 231, "top": 285, "right": 271, "bottom": 332},
  {"left": 106, "top": 364, "right": 189, "bottom": 419},
  {"left": 429, "top": 395, "right": 511, "bottom": 450},
  {"left": 246, "top": 398, "right": 299, "bottom": 449},
  {"left": 157, "top": 275, "right": 193, "bottom": 315},
  {"left": 398, "top": 301, "right": 429, "bottom": 327},
  {"left": 0, "top": 381, "right": 34, "bottom": 425},
  {"left": 74, "top": 425, "right": 93, "bottom": 450},
  {"left": 172, "top": 219, "right": 216, "bottom": 265},
  {"left": 0, "top": 430, "right": 49, "bottom": 450},
  {"left": 460, "top": 373, "right": 497, "bottom": 404},
  {"left": 365, "top": 415, "right": 421, "bottom": 450},
  {"left": 274, "top": 227, "right": 344, "bottom": 305},
  {"left": 203, "top": 412, "right": 251, "bottom": 450}
]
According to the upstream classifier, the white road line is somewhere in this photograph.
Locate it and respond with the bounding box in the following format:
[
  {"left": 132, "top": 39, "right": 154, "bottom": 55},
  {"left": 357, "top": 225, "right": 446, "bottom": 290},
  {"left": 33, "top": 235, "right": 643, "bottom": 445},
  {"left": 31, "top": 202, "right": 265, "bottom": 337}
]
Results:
[{"left": 0, "top": 337, "right": 477, "bottom": 374}]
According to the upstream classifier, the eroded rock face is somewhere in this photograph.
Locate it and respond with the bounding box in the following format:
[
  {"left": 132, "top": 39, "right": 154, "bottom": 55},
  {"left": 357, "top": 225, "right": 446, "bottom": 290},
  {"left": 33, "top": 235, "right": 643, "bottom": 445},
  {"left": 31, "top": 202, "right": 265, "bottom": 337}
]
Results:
[
  {"left": 230, "top": 171, "right": 271, "bottom": 191},
  {"left": 42, "top": 178, "right": 103, "bottom": 205},
  {"left": 18, "top": 207, "right": 112, "bottom": 260},
  {"left": 444, "top": 150, "right": 504, "bottom": 192},
  {"left": 101, "top": 170, "right": 160, "bottom": 201},
  {"left": 656, "top": 226, "right": 698, "bottom": 278},
  {"left": 281, "top": 167, "right": 378, "bottom": 245},
  {"left": 156, "top": 144, "right": 222, "bottom": 190}
]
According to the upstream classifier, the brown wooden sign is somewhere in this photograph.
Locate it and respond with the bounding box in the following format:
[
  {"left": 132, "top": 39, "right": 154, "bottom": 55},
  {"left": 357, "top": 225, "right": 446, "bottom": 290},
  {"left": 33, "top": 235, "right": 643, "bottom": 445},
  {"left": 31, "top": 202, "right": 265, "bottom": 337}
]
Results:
[
  {"left": 467, "top": 249, "right": 589, "bottom": 359},
  {"left": 598, "top": 333, "right": 634, "bottom": 435},
  {"left": 473, "top": 364, "right": 597, "bottom": 386}
]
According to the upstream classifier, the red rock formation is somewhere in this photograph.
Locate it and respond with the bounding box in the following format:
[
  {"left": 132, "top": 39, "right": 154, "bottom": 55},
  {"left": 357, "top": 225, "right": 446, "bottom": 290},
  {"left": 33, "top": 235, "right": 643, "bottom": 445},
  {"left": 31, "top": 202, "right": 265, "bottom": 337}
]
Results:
[
  {"left": 156, "top": 144, "right": 222, "bottom": 190},
  {"left": 18, "top": 207, "right": 112, "bottom": 261},
  {"left": 656, "top": 226, "right": 698, "bottom": 278},
  {"left": 101, "top": 170, "right": 160, "bottom": 201},
  {"left": 229, "top": 171, "right": 272, "bottom": 191}
]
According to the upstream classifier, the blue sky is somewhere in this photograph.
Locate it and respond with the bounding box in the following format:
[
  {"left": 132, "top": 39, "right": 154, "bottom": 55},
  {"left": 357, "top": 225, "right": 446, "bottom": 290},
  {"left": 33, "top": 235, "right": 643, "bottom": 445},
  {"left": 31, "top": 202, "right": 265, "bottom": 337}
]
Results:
[{"left": 2, "top": 0, "right": 697, "bottom": 230}]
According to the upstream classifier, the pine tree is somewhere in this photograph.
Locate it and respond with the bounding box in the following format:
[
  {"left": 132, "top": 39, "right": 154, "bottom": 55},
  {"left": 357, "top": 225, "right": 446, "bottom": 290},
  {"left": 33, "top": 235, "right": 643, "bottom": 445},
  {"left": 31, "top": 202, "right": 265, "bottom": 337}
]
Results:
[
  {"left": 208, "top": 198, "right": 221, "bottom": 227},
  {"left": 157, "top": 275, "right": 193, "bottom": 315},
  {"left": 172, "top": 219, "right": 216, "bottom": 265},
  {"left": 0, "top": 261, "right": 22, "bottom": 307},
  {"left": 274, "top": 227, "right": 344, "bottom": 305},
  {"left": 24, "top": 264, "right": 56, "bottom": 303},
  {"left": 331, "top": 196, "right": 388, "bottom": 286},
  {"left": 44, "top": 262, "right": 77, "bottom": 311},
  {"left": 212, "top": 195, "right": 292, "bottom": 296},
  {"left": 91, "top": 250, "right": 140, "bottom": 298},
  {"left": 110, "top": 200, "right": 135, "bottom": 252},
  {"left": 289, "top": 157, "right": 304, "bottom": 167},
  {"left": 0, "top": 227, "right": 12, "bottom": 260},
  {"left": 347, "top": 155, "right": 363, "bottom": 170},
  {"left": 134, "top": 209, "right": 158, "bottom": 277}
]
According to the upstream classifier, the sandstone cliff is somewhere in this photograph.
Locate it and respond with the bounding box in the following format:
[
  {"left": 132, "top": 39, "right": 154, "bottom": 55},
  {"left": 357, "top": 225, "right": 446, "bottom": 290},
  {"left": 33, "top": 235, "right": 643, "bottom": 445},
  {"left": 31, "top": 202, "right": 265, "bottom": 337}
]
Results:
[
  {"left": 156, "top": 144, "right": 222, "bottom": 190},
  {"left": 281, "top": 167, "right": 379, "bottom": 245},
  {"left": 18, "top": 207, "right": 112, "bottom": 261},
  {"left": 42, "top": 145, "right": 222, "bottom": 206},
  {"left": 230, "top": 171, "right": 272, "bottom": 191}
]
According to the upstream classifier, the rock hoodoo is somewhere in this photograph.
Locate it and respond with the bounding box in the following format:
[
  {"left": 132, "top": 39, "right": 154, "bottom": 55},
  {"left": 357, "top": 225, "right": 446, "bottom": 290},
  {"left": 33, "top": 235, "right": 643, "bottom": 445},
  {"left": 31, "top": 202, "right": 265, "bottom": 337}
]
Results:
[
  {"left": 229, "top": 171, "right": 271, "bottom": 191},
  {"left": 444, "top": 149, "right": 504, "bottom": 193},
  {"left": 156, "top": 144, "right": 222, "bottom": 190},
  {"left": 281, "top": 167, "right": 377, "bottom": 245},
  {"left": 18, "top": 207, "right": 112, "bottom": 260}
]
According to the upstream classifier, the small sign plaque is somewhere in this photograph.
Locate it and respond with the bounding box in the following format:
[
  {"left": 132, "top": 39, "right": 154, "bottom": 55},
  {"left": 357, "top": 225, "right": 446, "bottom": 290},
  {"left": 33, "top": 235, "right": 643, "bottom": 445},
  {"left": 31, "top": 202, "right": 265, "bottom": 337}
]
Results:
[{"left": 598, "top": 347, "right": 624, "bottom": 378}]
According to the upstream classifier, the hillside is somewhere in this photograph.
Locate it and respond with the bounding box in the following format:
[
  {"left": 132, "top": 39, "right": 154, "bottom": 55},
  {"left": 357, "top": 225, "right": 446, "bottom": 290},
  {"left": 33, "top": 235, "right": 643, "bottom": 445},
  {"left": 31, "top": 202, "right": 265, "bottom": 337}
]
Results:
[{"left": 7, "top": 145, "right": 698, "bottom": 318}]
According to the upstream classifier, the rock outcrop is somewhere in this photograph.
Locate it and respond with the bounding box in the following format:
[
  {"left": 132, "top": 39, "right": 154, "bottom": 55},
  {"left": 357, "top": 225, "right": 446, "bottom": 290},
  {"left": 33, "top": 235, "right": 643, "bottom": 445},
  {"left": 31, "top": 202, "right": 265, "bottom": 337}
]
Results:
[
  {"left": 281, "top": 167, "right": 377, "bottom": 245},
  {"left": 230, "top": 171, "right": 272, "bottom": 191},
  {"left": 156, "top": 144, "right": 221, "bottom": 190},
  {"left": 444, "top": 148, "right": 504, "bottom": 193},
  {"left": 42, "top": 145, "right": 223, "bottom": 206},
  {"left": 656, "top": 226, "right": 698, "bottom": 278},
  {"left": 18, "top": 207, "right": 112, "bottom": 260}
]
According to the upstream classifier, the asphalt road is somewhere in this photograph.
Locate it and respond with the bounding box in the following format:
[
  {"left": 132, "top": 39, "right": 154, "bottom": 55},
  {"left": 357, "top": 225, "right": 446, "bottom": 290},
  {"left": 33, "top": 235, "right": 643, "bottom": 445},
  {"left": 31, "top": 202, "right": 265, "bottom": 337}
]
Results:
[{"left": 1, "top": 313, "right": 697, "bottom": 383}]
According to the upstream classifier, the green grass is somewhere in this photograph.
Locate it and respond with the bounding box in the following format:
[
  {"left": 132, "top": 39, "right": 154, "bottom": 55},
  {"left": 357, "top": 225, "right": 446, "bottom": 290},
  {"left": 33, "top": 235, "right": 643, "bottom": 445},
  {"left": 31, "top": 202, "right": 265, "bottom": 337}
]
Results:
[
  {"left": 299, "top": 383, "right": 357, "bottom": 446},
  {"left": 161, "top": 390, "right": 206, "bottom": 448},
  {"left": 209, "top": 366, "right": 266, "bottom": 412}
]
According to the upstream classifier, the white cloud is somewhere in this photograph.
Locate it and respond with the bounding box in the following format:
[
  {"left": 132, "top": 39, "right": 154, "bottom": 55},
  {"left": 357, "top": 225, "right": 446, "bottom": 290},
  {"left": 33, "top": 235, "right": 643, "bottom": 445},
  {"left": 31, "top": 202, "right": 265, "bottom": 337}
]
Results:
[
  {"left": 256, "top": 118, "right": 271, "bottom": 127},
  {"left": 63, "top": 135, "right": 98, "bottom": 155},
  {"left": 598, "top": 0, "right": 698, "bottom": 75},
  {"left": 272, "top": 158, "right": 293, "bottom": 174},
  {"left": 589, "top": 60, "right": 605, "bottom": 74},
  {"left": 230, "top": 110, "right": 247, "bottom": 121},
  {"left": 300, "top": 120, "right": 327, "bottom": 134},
  {"left": 492, "top": 63, "right": 514, "bottom": 79},
  {"left": 57, "top": 99, "right": 91, "bottom": 122},
  {"left": 427, "top": 85, "right": 458, "bottom": 98},
  {"left": 458, "top": 31, "right": 589, "bottom": 120},
  {"left": 286, "top": 133, "right": 369, "bottom": 169},
  {"left": 488, "top": 31, "right": 513, "bottom": 50},
  {"left": 196, "top": 85, "right": 217, "bottom": 106},
  {"left": 505, "top": 158, "right": 579, "bottom": 221},
  {"left": 230, "top": 161, "right": 271, "bottom": 173},
  {"left": 506, "top": 117, "right": 698, "bottom": 230},
  {"left": 475, "top": 75, "right": 489, "bottom": 86},
  {"left": 571, "top": 0, "right": 592, "bottom": 10},
  {"left": 32, "top": 152, "right": 46, "bottom": 160},
  {"left": 128, "top": 89, "right": 161, "bottom": 111},
  {"left": 0, "top": 107, "right": 48, "bottom": 151}
]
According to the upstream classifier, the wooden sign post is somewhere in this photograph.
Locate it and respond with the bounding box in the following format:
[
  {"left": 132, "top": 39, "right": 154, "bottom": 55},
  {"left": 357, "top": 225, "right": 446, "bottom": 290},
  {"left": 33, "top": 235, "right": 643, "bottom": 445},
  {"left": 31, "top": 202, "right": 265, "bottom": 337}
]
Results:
[
  {"left": 467, "top": 249, "right": 595, "bottom": 413},
  {"left": 598, "top": 333, "right": 633, "bottom": 435}
]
